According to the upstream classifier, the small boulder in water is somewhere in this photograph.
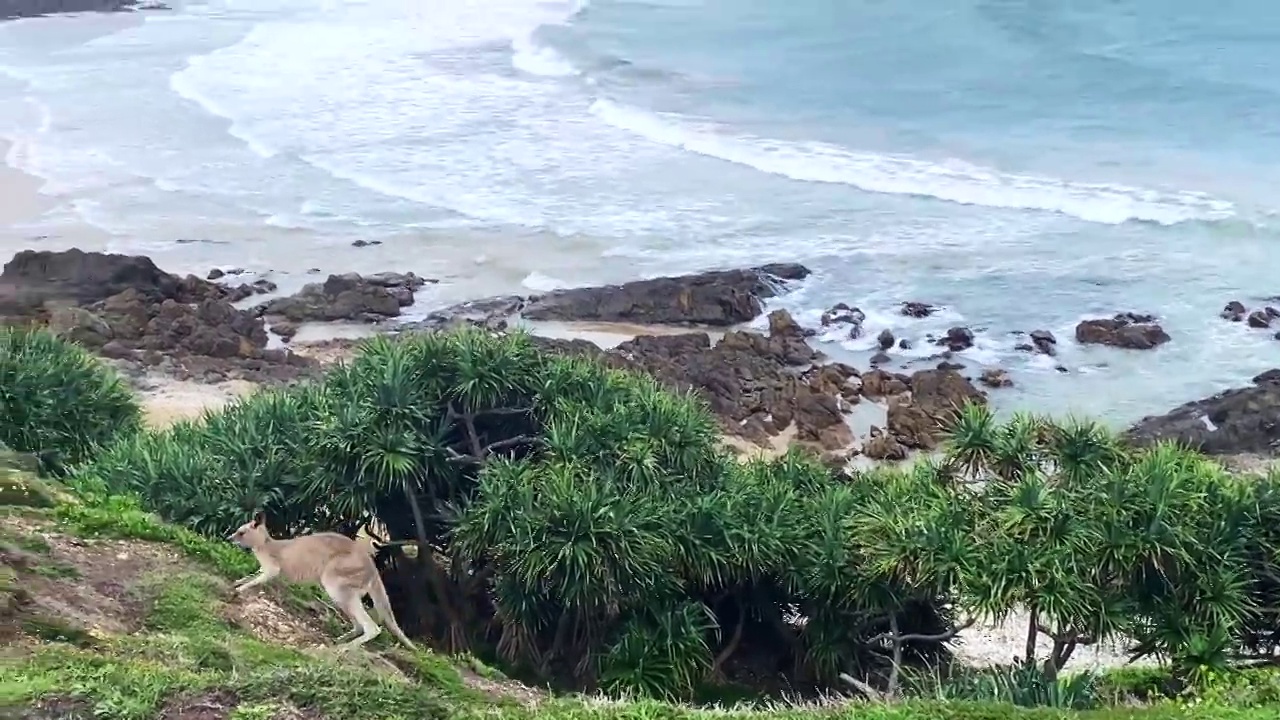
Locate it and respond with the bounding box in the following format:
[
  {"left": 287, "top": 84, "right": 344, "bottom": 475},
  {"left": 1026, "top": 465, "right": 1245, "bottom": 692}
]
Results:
[
  {"left": 877, "top": 328, "right": 895, "bottom": 351},
  {"left": 900, "top": 301, "right": 937, "bottom": 318},
  {"left": 937, "top": 326, "right": 975, "bottom": 352}
]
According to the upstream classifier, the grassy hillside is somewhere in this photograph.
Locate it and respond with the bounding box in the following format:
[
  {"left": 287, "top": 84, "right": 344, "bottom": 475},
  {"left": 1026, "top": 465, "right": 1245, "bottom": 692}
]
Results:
[{"left": 3, "top": 453, "right": 1279, "bottom": 720}]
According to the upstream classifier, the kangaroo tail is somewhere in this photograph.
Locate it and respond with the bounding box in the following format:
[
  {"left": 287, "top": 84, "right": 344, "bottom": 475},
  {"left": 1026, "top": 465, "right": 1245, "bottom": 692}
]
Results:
[{"left": 367, "top": 574, "right": 416, "bottom": 650}]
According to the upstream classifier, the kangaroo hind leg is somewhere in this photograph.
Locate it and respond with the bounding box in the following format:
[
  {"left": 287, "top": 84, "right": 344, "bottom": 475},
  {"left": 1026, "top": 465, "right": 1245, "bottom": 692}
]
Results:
[{"left": 321, "top": 569, "right": 379, "bottom": 650}]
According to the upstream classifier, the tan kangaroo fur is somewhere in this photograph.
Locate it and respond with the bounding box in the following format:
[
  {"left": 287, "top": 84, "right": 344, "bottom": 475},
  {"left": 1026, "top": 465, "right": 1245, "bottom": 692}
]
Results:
[{"left": 229, "top": 512, "right": 415, "bottom": 651}]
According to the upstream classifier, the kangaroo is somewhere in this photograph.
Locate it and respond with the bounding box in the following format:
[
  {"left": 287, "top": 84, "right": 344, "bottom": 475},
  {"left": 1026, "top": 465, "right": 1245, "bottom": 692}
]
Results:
[{"left": 228, "top": 512, "right": 415, "bottom": 651}]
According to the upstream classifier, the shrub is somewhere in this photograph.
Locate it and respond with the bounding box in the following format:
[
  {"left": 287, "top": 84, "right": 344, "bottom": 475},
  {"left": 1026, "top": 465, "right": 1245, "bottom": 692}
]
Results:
[
  {"left": 66, "top": 327, "right": 1280, "bottom": 702},
  {"left": 76, "top": 328, "right": 963, "bottom": 698},
  {"left": 0, "top": 326, "right": 141, "bottom": 475}
]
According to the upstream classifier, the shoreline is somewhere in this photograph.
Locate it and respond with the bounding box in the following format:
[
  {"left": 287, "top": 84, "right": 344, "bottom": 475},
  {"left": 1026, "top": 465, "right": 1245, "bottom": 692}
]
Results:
[{"left": 0, "top": 139, "right": 114, "bottom": 252}]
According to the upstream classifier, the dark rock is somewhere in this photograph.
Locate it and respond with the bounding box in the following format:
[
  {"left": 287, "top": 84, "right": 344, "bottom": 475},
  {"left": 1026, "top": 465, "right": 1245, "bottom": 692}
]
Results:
[
  {"left": 1254, "top": 369, "right": 1280, "bottom": 385},
  {"left": 520, "top": 263, "right": 809, "bottom": 326},
  {"left": 900, "top": 302, "right": 937, "bottom": 318},
  {"left": 805, "top": 363, "right": 861, "bottom": 406},
  {"left": 260, "top": 272, "right": 421, "bottom": 323},
  {"left": 870, "top": 351, "right": 891, "bottom": 366},
  {"left": 767, "top": 309, "right": 807, "bottom": 339},
  {"left": 579, "top": 313, "right": 830, "bottom": 444},
  {"left": 207, "top": 268, "right": 225, "bottom": 280},
  {"left": 351, "top": 239, "right": 383, "bottom": 248},
  {"left": 979, "top": 368, "right": 1013, "bottom": 388},
  {"left": 936, "top": 361, "right": 965, "bottom": 371},
  {"left": 877, "top": 328, "right": 895, "bottom": 351},
  {"left": 1, "top": 0, "right": 134, "bottom": 19},
  {"left": 1030, "top": 330, "right": 1057, "bottom": 355},
  {"left": 863, "top": 434, "right": 908, "bottom": 461},
  {"left": 1221, "top": 300, "right": 1247, "bottom": 322},
  {"left": 821, "top": 302, "right": 864, "bottom": 328},
  {"left": 271, "top": 321, "right": 299, "bottom": 342},
  {"left": 0, "top": 249, "right": 219, "bottom": 317},
  {"left": 860, "top": 369, "right": 909, "bottom": 399},
  {"left": 886, "top": 369, "right": 986, "bottom": 450},
  {"left": 1075, "top": 313, "right": 1170, "bottom": 350},
  {"left": 400, "top": 295, "right": 526, "bottom": 333},
  {"left": 1247, "top": 310, "right": 1273, "bottom": 329},
  {"left": 937, "top": 326, "right": 975, "bottom": 352},
  {"left": 1125, "top": 380, "right": 1280, "bottom": 456},
  {"left": 898, "top": 338, "right": 913, "bottom": 350},
  {"left": 45, "top": 304, "right": 113, "bottom": 347}
]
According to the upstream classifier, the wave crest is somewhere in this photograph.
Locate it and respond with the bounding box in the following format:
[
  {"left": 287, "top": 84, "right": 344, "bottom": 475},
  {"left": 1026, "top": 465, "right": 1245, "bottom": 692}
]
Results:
[{"left": 589, "top": 98, "right": 1236, "bottom": 226}]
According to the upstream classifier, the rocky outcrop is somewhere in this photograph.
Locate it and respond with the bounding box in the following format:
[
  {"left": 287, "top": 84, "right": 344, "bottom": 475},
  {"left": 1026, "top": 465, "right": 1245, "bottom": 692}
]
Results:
[
  {"left": 259, "top": 272, "right": 429, "bottom": 323},
  {"left": 1125, "top": 372, "right": 1280, "bottom": 456},
  {"left": 1, "top": 0, "right": 134, "bottom": 19},
  {"left": 1075, "top": 313, "right": 1170, "bottom": 350},
  {"left": 886, "top": 368, "right": 987, "bottom": 450},
  {"left": 521, "top": 263, "right": 810, "bottom": 326},
  {"left": 1, "top": 249, "right": 313, "bottom": 384},
  {"left": 1, "top": 249, "right": 205, "bottom": 317},
  {"left": 0, "top": 249, "right": 275, "bottom": 321}
]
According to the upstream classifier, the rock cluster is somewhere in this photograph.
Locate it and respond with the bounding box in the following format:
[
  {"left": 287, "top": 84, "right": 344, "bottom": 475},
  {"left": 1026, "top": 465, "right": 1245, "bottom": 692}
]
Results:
[
  {"left": 1075, "top": 312, "right": 1170, "bottom": 350},
  {"left": 259, "top": 272, "right": 430, "bottom": 325},
  {"left": 1125, "top": 370, "right": 1280, "bottom": 457},
  {"left": 535, "top": 307, "right": 986, "bottom": 463},
  {"left": 521, "top": 263, "right": 811, "bottom": 326},
  {"left": 1221, "top": 299, "right": 1280, "bottom": 340},
  {"left": 0, "top": 250, "right": 311, "bottom": 384},
  {"left": 1, "top": 0, "right": 134, "bottom": 19}
]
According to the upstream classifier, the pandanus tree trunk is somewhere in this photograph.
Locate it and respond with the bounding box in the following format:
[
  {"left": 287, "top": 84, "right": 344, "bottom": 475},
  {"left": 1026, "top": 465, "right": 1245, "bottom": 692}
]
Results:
[{"left": 402, "top": 478, "right": 468, "bottom": 650}]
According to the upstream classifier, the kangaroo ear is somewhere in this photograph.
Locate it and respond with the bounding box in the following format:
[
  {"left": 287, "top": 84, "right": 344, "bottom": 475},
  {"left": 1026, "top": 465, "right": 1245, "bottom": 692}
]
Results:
[{"left": 252, "top": 511, "right": 266, "bottom": 527}]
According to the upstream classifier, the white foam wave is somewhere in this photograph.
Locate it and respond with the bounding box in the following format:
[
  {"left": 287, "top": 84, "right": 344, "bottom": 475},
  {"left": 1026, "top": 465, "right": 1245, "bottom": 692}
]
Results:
[
  {"left": 168, "top": 70, "right": 279, "bottom": 159},
  {"left": 589, "top": 99, "right": 1236, "bottom": 226},
  {"left": 508, "top": 0, "right": 586, "bottom": 77},
  {"left": 521, "top": 270, "right": 571, "bottom": 291},
  {"left": 510, "top": 35, "right": 579, "bottom": 77}
]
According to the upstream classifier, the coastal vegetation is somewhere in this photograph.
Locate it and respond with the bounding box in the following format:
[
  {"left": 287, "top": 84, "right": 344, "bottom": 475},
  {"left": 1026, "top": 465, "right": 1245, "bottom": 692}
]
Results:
[{"left": 3, "top": 325, "right": 1279, "bottom": 718}]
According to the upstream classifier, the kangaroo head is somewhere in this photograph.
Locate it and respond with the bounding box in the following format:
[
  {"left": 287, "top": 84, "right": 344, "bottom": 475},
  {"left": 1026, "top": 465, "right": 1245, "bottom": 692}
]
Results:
[{"left": 228, "top": 511, "right": 270, "bottom": 549}]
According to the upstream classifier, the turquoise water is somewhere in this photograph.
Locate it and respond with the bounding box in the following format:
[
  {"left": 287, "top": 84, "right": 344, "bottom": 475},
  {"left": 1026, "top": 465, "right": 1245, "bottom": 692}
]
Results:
[{"left": 0, "top": 0, "right": 1277, "bottom": 423}]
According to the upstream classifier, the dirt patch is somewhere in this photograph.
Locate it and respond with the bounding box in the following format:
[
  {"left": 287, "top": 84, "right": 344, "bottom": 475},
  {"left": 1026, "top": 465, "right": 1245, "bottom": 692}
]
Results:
[
  {"left": 457, "top": 667, "right": 547, "bottom": 707},
  {"left": 157, "top": 690, "right": 240, "bottom": 720},
  {"left": 223, "top": 592, "right": 330, "bottom": 648},
  {"left": 18, "top": 696, "right": 96, "bottom": 719},
  {"left": 1, "top": 516, "right": 188, "bottom": 637}
]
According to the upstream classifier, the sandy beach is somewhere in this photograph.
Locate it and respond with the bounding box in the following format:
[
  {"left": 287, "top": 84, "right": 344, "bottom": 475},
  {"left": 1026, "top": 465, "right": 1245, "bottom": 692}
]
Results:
[{"left": 0, "top": 138, "right": 112, "bottom": 254}]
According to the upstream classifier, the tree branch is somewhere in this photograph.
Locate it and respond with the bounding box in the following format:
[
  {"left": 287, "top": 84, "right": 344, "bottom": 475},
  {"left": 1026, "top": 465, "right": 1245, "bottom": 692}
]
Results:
[
  {"left": 444, "top": 435, "right": 539, "bottom": 464},
  {"left": 867, "top": 617, "right": 976, "bottom": 646},
  {"left": 838, "top": 674, "right": 885, "bottom": 702},
  {"left": 1037, "top": 623, "right": 1096, "bottom": 646}
]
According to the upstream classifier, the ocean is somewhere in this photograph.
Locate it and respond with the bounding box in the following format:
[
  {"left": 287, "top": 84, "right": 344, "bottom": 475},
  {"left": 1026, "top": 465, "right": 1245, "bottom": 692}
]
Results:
[{"left": 1, "top": 0, "right": 1277, "bottom": 423}]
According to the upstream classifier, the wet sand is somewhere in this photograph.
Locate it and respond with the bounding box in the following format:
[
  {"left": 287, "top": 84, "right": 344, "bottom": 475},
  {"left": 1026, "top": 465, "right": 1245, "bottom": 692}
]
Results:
[{"left": 0, "top": 138, "right": 112, "bottom": 254}]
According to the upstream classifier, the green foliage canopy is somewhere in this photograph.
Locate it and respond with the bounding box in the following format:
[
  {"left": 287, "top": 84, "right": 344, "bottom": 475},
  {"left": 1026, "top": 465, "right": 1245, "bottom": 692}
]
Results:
[{"left": 0, "top": 326, "right": 141, "bottom": 475}]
